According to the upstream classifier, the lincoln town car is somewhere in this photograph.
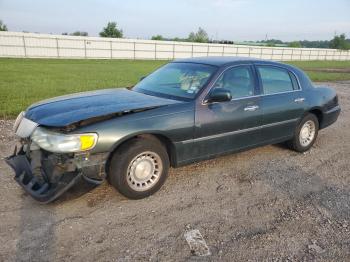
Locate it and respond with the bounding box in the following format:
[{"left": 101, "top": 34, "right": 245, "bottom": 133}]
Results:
[{"left": 6, "top": 57, "right": 340, "bottom": 203}]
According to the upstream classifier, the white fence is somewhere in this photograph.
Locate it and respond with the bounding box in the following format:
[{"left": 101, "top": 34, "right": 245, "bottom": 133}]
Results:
[{"left": 1, "top": 31, "right": 350, "bottom": 61}]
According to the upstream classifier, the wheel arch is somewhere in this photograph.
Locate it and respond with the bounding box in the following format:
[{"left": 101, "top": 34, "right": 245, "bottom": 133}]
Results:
[
  {"left": 308, "top": 107, "right": 323, "bottom": 127},
  {"left": 105, "top": 132, "right": 177, "bottom": 174}
]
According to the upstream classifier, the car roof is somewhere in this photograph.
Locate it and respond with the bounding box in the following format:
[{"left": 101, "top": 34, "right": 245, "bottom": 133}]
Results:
[{"left": 173, "top": 56, "right": 284, "bottom": 67}]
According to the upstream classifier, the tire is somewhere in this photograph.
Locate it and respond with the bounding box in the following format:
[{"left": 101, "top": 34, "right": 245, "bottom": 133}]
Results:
[
  {"left": 287, "top": 113, "right": 319, "bottom": 152},
  {"left": 108, "top": 137, "right": 170, "bottom": 199}
]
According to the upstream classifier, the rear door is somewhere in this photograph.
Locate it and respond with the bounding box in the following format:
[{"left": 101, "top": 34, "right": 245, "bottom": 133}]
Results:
[
  {"left": 193, "top": 65, "right": 263, "bottom": 158},
  {"left": 256, "top": 65, "right": 306, "bottom": 142}
]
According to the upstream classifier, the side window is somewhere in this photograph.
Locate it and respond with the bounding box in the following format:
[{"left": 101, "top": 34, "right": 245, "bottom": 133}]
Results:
[
  {"left": 257, "top": 66, "right": 295, "bottom": 94},
  {"left": 213, "top": 66, "right": 255, "bottom": 99}
]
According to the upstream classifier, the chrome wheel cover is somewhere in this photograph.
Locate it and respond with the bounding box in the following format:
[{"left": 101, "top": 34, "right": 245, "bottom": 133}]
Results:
[
  {"left": 299, "top": 120, "right": 316, "bottom": 147},
  {"left": 127, "top": 151, "right": 163, "bottom": 192}
]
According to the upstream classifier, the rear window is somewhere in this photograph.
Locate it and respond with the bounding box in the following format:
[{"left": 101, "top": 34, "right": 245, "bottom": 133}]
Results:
[{"left": 257, "top": 66, "right": 295, "bottom": 94}]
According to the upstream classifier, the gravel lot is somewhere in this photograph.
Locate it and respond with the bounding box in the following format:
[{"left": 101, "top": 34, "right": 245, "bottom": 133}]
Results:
[{"left": 0, "top": 81, "right": 349, "bottom": 261}]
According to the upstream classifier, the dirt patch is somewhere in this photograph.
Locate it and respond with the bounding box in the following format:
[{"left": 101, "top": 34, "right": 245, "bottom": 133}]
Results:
[{"left": 0, "top": 81, "right": 349, "bottom": 261}]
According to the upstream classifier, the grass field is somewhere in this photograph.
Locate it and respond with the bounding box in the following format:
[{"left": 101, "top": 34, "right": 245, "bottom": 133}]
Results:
[
  {"left": 287, "top": 60, "right": 350, "bottom": 82},
  {"left": 0, "top": 58, "right": 349, "bottom": 118}
]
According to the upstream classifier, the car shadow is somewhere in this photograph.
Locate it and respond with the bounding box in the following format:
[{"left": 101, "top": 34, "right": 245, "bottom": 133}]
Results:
[{"left": 53, "top": 178, "right": 98, "bottom": 204}]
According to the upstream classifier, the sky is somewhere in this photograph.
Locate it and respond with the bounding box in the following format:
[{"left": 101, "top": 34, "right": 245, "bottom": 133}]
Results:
[{"left": 0, "top": 0, "right": 349, "bottom": 41}]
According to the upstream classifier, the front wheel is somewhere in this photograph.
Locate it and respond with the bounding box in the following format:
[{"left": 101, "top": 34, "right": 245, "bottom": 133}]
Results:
[
  {"left": 108, "top": 137, "right": 170, "bottom": 199},
  {"left": 287, "top": 113, "right": 319, "bottom": 152}
]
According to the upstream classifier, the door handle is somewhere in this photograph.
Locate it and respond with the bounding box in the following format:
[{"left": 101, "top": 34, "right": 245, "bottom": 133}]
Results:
[
  {"left": 244, "top": 105, "right": 259, "bottom": 112},
  {"left": 294, "top": 98, "right": 305, "bottom": 103}
]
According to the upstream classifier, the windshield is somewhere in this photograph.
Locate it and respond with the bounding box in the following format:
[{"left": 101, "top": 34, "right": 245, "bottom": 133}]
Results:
[{"left": 133, "top": 62, "right": 217, "bottom": 100}]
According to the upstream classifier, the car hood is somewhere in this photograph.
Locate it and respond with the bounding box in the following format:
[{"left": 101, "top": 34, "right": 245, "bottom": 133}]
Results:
[{"left": 25, "top": 88, "right": 181, "bottom": 127}]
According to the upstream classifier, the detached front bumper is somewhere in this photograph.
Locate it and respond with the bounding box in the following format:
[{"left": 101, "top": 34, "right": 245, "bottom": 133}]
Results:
[
  {"left": 5, "top": 149, "right": 82, "bottom": 203},
  {"left": 5, "top": 147, "right": 108, "bottom": 203}
]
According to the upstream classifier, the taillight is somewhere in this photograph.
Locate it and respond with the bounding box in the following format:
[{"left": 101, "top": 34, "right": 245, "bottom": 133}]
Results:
[
  {"left": 334, "top": 95, "right": 339, "bottom": 105},
  {"left": 327, "top": 95, "right": 339, "bottom": 110}
]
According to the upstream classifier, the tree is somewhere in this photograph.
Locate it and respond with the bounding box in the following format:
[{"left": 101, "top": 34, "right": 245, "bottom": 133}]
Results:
[
  {"left": 288, "top": 41, "right": 302, "bottom": 48},
  {"left": 151, "top": 35, "right": 164, "bottom": 40},
  {"left": 70, "top": 31, "right": 88, "bottom": 36},
  {"left": 0, "top": 20, "right": 8, "bottom": 31},
  {"left": 299, "top": 40, "right": 330, "bottom": 48},
  {"left": 99, "top": 22, "right": 123, "bottom": 38},
  {"left": 329, "top": 34, "right": 350, "bottom": 50},
  {"left": 188, "top": 27, "right": 209, "bottom": 43}
]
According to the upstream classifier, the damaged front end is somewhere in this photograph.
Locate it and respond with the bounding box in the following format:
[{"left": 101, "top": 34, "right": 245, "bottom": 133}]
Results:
[{"left": 5, "top": 112, "right": 108, "bottom": 203}]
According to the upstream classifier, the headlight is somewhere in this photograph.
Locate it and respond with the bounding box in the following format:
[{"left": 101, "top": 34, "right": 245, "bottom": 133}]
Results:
[{"left": 31, "top": 127, "right": 98, "bottom": 153}]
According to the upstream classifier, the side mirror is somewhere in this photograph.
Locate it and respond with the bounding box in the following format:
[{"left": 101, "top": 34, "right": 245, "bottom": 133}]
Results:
[{"left": 205, "top": 88, "right": 232, "bottom": 103}]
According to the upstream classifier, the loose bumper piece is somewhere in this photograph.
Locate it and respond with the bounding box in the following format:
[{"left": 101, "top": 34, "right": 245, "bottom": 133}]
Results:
[{"left": 5, "top": 150, "right": 82, "bottom": 203}]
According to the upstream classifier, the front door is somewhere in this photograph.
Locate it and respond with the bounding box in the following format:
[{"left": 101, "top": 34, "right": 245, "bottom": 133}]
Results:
[{"left": 193, "top": 65, "right": 263, "bottom": 159}]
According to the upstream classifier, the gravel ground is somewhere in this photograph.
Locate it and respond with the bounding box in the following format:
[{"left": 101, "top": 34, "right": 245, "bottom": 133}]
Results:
[{"left": 0, "top": 81, "right": 349, "bottom": 261}]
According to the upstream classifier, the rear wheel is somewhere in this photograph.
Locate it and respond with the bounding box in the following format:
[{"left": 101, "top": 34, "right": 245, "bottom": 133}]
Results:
[
  {"left": 287, "top": 113, "right": 319, "bottom": 152},
  {"left": 108, "top": 137, "right": 170, "bottom": 199}
]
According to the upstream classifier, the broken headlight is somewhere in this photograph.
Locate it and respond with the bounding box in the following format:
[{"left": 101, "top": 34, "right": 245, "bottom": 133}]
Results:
[{"left": 31, "top": 127, "right": 98, "bottom": 153}]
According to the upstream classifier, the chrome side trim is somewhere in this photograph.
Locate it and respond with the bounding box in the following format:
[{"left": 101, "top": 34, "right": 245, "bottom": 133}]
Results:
[
  {"left": 182, "top": 118, "right": 299, "bottom": 144},
  {"left": 203, "top": 89, "right": 303, "bottom": 105}
]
